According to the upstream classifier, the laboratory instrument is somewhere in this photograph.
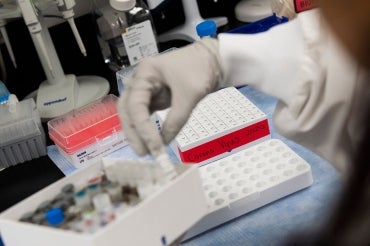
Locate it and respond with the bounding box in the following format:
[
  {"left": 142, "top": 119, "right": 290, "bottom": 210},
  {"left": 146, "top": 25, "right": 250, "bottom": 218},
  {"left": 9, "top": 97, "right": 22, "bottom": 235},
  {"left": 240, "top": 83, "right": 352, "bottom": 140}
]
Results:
[
  {"left": 0, "top": 95, "right": 46, "bottom": 168},
  {"left": 147, "top": 0, "right": 228, "bottom": 42},
  {"left": 8, "top": 0, "right": 110, "bottom": 120},
  {"left": 47, "top": 94, "right": 127, "bottom": 168},
  {"left": 94, "top": 0, "right": 159, "bottom": 71}
]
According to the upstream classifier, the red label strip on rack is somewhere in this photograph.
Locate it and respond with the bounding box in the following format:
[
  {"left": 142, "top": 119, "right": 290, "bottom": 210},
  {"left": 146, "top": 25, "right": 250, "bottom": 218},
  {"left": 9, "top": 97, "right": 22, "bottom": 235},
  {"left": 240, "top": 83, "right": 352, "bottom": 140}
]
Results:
[
  {"left": 294, "top": 0, "right": 319, "bottom": 13},
  {"left": 179, "top": 119, "right": 270, "bottom": 164}
]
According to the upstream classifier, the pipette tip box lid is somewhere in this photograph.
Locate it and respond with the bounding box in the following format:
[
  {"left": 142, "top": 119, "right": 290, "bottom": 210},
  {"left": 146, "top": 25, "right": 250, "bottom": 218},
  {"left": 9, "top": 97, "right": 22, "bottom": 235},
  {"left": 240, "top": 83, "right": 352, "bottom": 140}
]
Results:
[
  {"left": 0, "top": 158, "right": 208, "bottom": 246},
  {"left": 47, "top": 94, "right": 128, "bottom": 168},
  {"left": 154, "top": 87, "right": 271, "bottom": 166},
  {"left": 0, "top": 98, "right": 46, "bottom": 168}
]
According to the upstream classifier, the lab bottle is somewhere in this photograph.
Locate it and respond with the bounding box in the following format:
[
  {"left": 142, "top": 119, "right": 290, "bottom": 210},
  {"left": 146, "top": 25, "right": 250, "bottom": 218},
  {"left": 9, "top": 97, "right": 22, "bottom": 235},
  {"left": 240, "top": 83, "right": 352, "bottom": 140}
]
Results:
[
  {"left": 94, "top": 2, "right": 129, "bottom": 71},
  {"left": 95, "top": 0, "right": 159, "bottom": 71},
  {"left": 196, "top": 20, "right": 217, "bottom": 39}
]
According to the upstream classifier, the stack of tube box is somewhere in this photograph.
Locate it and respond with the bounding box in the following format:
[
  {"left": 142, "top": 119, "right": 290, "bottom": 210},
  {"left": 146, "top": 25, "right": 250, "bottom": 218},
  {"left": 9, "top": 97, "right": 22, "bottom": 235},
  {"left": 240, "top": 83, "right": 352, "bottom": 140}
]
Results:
[
  {"left": 0, "top": 98, "right": 46, "bottom": 168},
  {"left": 47, "top": 94, "right": 128, "bottom": 168}
]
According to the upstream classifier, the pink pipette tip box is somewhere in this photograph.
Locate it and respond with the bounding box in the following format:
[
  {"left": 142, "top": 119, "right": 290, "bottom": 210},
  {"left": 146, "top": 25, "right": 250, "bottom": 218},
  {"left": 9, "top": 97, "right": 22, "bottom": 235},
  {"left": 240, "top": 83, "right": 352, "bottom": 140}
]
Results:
[{"left": 47, "top": 94, "right": 127, "bottom": 168}]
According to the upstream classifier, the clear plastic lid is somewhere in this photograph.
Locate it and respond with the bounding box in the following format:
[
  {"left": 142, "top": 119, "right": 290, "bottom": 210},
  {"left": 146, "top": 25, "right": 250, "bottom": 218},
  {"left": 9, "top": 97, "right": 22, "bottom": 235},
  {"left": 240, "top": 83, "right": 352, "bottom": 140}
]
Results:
[{"left": 47, "top": 94, "right": 121, "bottom": 153}]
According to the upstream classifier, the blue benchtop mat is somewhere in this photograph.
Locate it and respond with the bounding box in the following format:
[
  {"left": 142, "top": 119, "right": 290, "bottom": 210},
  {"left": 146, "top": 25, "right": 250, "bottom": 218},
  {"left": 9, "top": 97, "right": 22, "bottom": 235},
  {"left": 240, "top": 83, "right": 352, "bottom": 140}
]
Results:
[{"left": 47, "top": 86, "right": 342, "bottom": 246}]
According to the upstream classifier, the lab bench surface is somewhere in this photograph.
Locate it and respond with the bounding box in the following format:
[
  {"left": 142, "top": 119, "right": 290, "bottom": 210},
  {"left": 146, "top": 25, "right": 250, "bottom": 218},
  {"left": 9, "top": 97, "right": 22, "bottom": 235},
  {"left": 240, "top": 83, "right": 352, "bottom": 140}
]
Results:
[
  {"left": 5, "top": 86, "right": 343, "bottom": 246},
  {"left": 180, "top": 86, "right": 343, "bottom": 246}
]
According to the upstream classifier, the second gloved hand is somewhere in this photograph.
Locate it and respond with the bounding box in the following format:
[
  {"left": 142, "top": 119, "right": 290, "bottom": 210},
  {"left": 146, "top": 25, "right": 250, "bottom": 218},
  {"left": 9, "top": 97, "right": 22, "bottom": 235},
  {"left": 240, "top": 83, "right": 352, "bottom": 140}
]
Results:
[{"left": 118, "top": 38, "right": 223, "bottom": 156}]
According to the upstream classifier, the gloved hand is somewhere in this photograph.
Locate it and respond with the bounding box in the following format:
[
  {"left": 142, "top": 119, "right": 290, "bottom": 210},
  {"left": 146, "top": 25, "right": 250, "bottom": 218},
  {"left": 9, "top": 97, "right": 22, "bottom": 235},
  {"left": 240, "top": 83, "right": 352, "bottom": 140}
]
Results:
[
  {"left": 117, "top": 38, "right": 223, "bottom": 156},
  {"left": 270, "top": 0, "right": 296, "bottom": 20}
]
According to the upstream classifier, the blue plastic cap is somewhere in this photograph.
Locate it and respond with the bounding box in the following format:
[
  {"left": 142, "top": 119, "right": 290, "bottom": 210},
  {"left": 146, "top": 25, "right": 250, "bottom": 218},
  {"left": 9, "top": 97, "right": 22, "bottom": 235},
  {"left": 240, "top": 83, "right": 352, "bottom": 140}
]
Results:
[
  {"left": 0, "top": 81, "right": 10, "bottom": 104},
  {"left": 46, "top": 208, "right": 64, "bottom": 226},
  {"left": 196, "top": 20, "right": 217, "bottom": 38},
  {"left": 75, "top": 189, "right": 87, "bottom": 197}
]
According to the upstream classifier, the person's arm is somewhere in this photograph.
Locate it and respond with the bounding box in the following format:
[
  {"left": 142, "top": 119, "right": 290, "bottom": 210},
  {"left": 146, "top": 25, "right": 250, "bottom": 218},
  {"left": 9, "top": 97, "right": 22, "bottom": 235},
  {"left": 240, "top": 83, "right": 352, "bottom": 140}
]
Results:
[
  {"left": 117, "top": 9, "right": 363, "bottom": 172},
  {"left": 220, "top": 9, "right": 362, "bottom": 172}
]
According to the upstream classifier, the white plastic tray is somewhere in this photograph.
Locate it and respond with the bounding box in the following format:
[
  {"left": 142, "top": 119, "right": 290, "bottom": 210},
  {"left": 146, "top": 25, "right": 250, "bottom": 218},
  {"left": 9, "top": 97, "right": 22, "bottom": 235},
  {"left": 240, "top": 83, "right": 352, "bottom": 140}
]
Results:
[{"left": 183, "top": 139, "right": 313, "bottom": 240}]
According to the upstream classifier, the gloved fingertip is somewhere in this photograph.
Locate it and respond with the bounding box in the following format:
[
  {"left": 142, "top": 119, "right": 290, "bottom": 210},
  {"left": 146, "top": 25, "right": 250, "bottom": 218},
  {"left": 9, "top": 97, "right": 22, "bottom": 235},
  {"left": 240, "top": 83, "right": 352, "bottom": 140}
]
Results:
[
  {"left": 130, "top": 143, "right": 149, "bottom": 156},
  {"left": 162, "top": 130, "right": 178, "bottom": 145}
]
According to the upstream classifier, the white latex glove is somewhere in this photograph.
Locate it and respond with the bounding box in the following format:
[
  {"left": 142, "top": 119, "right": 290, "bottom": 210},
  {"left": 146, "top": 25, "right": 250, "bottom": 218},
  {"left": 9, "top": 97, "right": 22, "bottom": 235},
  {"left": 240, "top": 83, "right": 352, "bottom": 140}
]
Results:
[
  {"left": 270, "top": 0, "right": 296, "bottom": 20},
  {"left": 117, "top": 38, "right": 222, "bottom": 156}
]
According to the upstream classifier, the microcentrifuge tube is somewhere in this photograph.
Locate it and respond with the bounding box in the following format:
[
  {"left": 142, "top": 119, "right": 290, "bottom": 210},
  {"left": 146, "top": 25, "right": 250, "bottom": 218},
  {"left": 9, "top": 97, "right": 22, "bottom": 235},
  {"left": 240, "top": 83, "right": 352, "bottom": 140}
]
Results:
[{"left": 74, "top": 189, "right": 91, "bottom": 211}]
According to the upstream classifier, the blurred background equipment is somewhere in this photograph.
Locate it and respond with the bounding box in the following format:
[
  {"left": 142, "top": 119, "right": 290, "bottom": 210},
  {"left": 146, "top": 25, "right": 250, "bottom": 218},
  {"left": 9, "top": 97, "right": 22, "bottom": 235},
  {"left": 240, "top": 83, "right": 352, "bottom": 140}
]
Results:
[
  {"left": 234, "top": 0, "right": 273, "bottom": 22},
  {"left": 93, "top": 0, "right": 159, "bottom": 72},
  {"left": 148, "top": 0, "right": 228, "bottom": 42},
  {"left": 1, "top": 0, "right": 110, "bottom": 121}
]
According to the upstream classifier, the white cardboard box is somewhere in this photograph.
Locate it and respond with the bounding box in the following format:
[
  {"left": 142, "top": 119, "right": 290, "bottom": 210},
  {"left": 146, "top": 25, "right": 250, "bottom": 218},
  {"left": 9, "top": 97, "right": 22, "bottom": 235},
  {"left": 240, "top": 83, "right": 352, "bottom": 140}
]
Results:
[{"left": 0, "top": 158, "right": 208, "bottom": 246}]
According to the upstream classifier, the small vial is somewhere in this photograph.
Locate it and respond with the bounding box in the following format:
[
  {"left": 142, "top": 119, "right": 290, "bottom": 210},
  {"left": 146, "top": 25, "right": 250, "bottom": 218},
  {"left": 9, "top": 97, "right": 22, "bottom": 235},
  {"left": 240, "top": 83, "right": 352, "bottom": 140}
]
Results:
[
  {"left": 155, "top": 152, "right": 177, "bottom": 184},
  {"left": 92, "top": 193, "right": 116, "bottom": 226},
  {"left": 65, "top": 205, "right": 82, "bottom": 222},
  {"left": 53, "top": 192, "right": 65, "bottom": 203},
  {"left": 45, "top": 207, "right": 68, "bottom": 229},
  {"left": 92, "top": 193, "right": 112, "bottom": 213},
  {"left": 105, "top": 182, "right": 123, "bottom": 203},
  {"left": 128, "top": 192, "right": 140, "bottom": 206},
  {"left": 32, "top": 212, "right": 46, "bottom": 225},
  {"left": 112, "top": 202, "right": 130, "bottom": 218},
  {"left": 64, "top": 192, "right": 75, "bottom": 206},
  {"left": 36, "top": 199, "right": 52, "bottom": 213},
  {"left": 81, "top": 210, "right": 100, "bottom": 234},
  {"left": 74, "top": 189, "right": 91, "bottom": 211},
  {"left": 100, "top": 178, "right": 112, "bottom": 190},
  {"left": 52, "top": 199, "right": 70, "bottom": 211},
  {"left": 61, "top": 183, "right": 75, "bottom": 194},
  {"left": 19, "top": 211, "right": 34, "bottom": 223},
  {"left": 121, "top": 184, "right": 131, "bottom": 203},
  {"left": 87, "top": 183, "right": 102, "bottom": 199}
]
